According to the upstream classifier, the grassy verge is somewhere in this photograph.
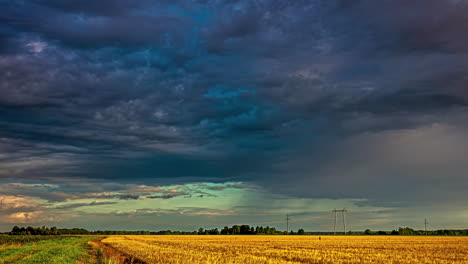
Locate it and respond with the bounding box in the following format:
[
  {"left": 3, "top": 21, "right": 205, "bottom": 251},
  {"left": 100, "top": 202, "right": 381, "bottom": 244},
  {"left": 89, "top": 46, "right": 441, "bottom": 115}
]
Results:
[{"left": 0, "top": 236, "right": 97, "bottom": 264}]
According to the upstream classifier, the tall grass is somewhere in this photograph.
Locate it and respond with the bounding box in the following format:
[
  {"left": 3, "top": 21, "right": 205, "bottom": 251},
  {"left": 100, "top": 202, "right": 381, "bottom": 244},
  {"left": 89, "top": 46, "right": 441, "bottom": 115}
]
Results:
[{"left": 0, "top": 235, "right": 66, "bottom": 245}]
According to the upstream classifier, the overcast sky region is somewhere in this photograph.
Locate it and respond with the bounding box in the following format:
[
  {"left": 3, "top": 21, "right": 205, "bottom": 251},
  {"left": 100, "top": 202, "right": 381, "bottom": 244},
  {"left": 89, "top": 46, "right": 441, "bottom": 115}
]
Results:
[{"left": 1, "top": 0, "right": 468, "bottom": 232}]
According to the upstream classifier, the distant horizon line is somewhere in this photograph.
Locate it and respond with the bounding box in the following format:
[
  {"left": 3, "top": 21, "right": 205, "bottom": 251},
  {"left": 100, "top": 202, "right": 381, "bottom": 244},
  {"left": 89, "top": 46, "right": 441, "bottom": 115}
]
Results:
[{"left": 2, "top": 225, "right": 468, "bottom": 234}]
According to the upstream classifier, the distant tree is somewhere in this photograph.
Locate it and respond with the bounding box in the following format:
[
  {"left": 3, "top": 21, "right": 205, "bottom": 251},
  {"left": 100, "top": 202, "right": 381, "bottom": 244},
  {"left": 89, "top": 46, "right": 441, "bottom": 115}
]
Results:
[
  {"left": 240, "top": 225, "right": 251, "bottom": 234},
  {"left": 364, "top": 229, "right": 372, "bottom": 235},
  {"left": 221, "top": 226, "right": 229, "bottom": 235},
  {"left": 26, "top": 226, "right": 35, "bottom": 235},
  {"left": 398, "top": 227, "right": 414, "bottom": 235},
  {"left": 269, "top": 227, "right": 278, "bottom": 235},
  {"left": 11, "top": 226, "right": 21, "bottom": 235},
  {"left": 232, "top": 225, "right": 241, "bottom": 235},
  {"left": 208, "top": 228, "right": 219, "bottom": 235},
  {"left": 297, "top": 229, "right": 305, "bottom": 235},
  {"left": 255, "top": 226, "right": 260, "bottom": 234},
  {"left": 198, "top": 227, "right": 204, "bottom": 235},
  {"left": 436, "top": 229, "right": 454, "bottom": 236},
  {"left": 377, "top": 231, "right": 388, "bottom": 235}
]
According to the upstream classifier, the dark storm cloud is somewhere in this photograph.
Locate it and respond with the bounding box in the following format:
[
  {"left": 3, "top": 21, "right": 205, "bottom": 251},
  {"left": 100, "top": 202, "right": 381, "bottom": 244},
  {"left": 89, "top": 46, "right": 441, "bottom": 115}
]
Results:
[
  {"left": 1, "top": 0, "right": 468, "bottom": 213},
  {"left": 345, "top": 0, "right": 468, "bottom": 54},
  {"left": 147, "top": 194, "right": 187, "bottom": 200},
  {"left": 31, "top": 0, "right": 152, "bottom": 16},
  {"left": 0, "top": 1, "right": 193, "bottom": 49},
  {"left": 54, "top": 200, "right": 117, "bottom": 210}
]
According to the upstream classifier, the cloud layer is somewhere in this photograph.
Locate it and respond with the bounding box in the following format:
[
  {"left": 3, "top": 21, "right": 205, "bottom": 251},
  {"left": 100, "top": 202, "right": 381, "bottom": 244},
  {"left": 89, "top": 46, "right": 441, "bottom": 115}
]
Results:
[{"left": 1, "top": 0, "right": 468, "bottom": 230}]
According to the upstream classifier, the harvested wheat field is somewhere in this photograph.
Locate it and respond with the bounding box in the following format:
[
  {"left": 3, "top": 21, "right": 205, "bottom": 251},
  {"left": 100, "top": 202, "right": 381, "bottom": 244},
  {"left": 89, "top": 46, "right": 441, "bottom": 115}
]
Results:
[{"left": 102, "top": 235, "right": 468, "bottom": 264}]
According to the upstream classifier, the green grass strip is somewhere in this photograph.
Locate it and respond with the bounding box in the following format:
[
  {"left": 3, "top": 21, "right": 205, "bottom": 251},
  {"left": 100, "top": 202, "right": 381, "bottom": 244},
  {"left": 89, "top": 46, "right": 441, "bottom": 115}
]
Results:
[{"left": 0, "top": 236, "right": 96, "bottom": 264}]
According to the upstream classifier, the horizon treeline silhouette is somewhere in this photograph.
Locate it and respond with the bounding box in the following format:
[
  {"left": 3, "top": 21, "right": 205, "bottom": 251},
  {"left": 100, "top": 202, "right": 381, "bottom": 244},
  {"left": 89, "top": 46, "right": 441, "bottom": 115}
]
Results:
[{"left": 6, "top": 225, "right": 468, "bottom": 236}]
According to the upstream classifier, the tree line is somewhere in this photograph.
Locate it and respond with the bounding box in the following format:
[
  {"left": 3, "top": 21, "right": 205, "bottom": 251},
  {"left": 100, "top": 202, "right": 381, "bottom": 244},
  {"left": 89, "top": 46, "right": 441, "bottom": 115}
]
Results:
[
  {"left": 8, "top": 225, "right": 468, "bottom": 236},
  {"left": 8, "top": 226, "right": 195, "bottom": 235},
  {"left": 198, "top": 225, "right": 306, "bottom": 235},
  {"left": 362, "top": 227, "right": 468, "bottom": 236},
  {"left": 8, "top": 225, "right": 305, "bottom": 235}
]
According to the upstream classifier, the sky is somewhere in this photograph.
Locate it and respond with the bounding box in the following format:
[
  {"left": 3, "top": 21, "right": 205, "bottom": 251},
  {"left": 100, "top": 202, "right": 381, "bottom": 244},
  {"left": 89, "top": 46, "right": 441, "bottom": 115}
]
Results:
[{"left": 1, "top": 0, "right": 468, "bottom": 232}]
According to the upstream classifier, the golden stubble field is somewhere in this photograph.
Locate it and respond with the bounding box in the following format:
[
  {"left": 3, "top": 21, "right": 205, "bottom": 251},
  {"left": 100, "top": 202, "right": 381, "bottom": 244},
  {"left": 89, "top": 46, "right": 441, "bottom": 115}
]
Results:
[{"left": 102, "top": 235, "right": 468, "bottom": 264}]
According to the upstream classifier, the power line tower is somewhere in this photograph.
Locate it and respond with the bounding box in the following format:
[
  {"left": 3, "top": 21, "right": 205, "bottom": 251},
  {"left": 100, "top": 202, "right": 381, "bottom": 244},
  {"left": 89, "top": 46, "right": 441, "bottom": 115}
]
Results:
[
  {"left": 424, "top": 218, "right": 428, "bottom": 235},
  {"left": 286, "top": 214, "right": 291, "bottom": 234},
  {"left": 332, "top": 208, "right": 347, "bottom": 235},
  {"left": 333, "top": 209, "right": 337, "bottom": 235}
]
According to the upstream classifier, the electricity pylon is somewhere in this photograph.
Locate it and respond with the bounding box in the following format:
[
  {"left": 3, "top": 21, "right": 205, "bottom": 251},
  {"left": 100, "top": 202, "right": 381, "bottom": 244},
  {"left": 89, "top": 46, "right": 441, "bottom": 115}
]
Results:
[{"left": 333, "top": 208, "right": 347, "bottom": 235}]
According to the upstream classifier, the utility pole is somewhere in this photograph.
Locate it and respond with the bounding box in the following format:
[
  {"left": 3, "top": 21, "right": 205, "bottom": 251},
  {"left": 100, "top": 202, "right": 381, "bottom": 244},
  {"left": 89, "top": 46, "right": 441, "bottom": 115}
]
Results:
[
  {"left": 343, "top": 209, "right": 347, "bottom": 235},
  {"left": 333, "top": 209, "right": 337, "bottom": 235},
  {"left": 332, "top": 208, "right": 347, "bottom": 235},
  {"left": 425, "top": 218, "right": 428, "bottom": 235},
  {"left": 286, "top": 214, "right": 290, "bottom": 234}
]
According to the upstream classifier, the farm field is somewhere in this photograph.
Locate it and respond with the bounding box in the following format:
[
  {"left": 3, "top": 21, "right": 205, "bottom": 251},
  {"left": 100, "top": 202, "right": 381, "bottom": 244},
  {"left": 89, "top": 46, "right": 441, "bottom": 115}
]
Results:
[
  {"left": 0, "top": 235, "right": 96, "bottom": 264},
  {"left": 102, "top": 235, "right": 468, "bottom": 264}
]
